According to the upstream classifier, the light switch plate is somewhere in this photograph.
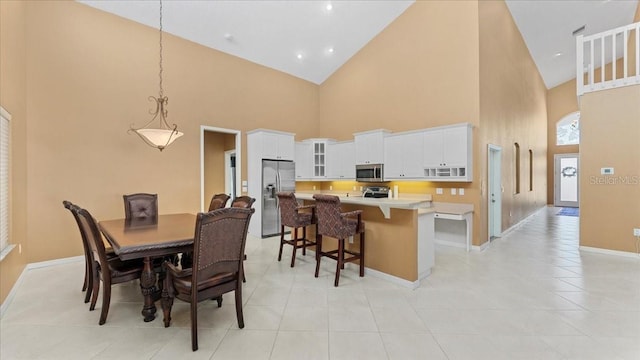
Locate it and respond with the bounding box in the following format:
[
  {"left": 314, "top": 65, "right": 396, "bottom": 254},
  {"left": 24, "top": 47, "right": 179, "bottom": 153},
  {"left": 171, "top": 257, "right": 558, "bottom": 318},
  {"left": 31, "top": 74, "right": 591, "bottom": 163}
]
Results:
[
  {"left": 459, "top": 188, "right": 465, "bottom": 196},
  {"left": 436, "top": 188, "right": 443, "bottom": 195},
  {"left": 242, "top": 180, "right": 248, "bottom": 186},
  {"left": 451, "top": 188, "right": 457, "bottom": 195}
]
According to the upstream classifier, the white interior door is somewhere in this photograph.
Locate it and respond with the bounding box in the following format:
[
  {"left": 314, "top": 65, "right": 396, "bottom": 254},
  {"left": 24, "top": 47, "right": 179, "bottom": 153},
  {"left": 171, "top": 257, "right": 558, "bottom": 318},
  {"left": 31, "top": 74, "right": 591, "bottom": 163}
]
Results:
[
  {"left": 488, "top": 144, "right": 502, "bottom": 240},
  {"left": 554, "top": 154, "right": 579, "bottom": 208}
]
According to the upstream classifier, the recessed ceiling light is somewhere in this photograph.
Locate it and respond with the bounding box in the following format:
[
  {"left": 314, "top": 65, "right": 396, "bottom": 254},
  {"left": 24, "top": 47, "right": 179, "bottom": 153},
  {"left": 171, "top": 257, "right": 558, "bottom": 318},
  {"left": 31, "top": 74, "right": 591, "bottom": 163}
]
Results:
[
  {"left": 296, "top": 53, "right": 303, "bottom": 60},
  {"left": 326, "top": 3, "right": 333, "bottom": 11},
  {"left": 224, "top": 33, "right": 233, "bottom": 41},
  {"left": 327, "top": 47, "right": 334, "bottom": 54},
  {"left": 554, "top": 52, "right": 563, "bottom": 58}
]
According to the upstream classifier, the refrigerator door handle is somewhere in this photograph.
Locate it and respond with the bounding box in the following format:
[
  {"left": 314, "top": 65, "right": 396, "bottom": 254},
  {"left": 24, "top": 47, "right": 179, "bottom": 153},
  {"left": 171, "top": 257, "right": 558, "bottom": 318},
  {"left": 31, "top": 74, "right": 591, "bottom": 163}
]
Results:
[{"left": 275, "top": 171, "right": 280, "bottom": 208}]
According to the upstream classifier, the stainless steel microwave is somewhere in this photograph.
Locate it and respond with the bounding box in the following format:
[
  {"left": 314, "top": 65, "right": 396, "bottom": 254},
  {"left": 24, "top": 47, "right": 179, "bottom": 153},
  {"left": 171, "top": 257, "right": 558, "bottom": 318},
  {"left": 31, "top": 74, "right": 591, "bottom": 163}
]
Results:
[{"left": 356, "top": 164, "right": 385, "bottom": 182}]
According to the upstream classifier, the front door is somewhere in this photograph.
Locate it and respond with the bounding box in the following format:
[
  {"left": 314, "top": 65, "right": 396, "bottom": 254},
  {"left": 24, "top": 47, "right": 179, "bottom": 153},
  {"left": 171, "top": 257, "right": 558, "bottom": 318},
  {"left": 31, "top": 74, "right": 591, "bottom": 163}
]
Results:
[{"left": 554, "top": 154, "right": 579, "bottom": 208}]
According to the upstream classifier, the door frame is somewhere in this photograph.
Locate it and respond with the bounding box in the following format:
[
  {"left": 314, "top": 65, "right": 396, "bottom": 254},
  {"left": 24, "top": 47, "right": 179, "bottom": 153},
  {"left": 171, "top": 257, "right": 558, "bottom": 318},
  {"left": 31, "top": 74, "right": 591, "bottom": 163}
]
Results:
[
  {"left": 554, "top": 153, "right": 579, "bottom": 208},
  {"left": 200, "top": 126, "right": 242, "bottom": 212},
  {"left": 224, "top": 150, "right": 236, "bottom": 198},
  {"left": 488, "top": 144, "right": 502, "bottom": 241}
]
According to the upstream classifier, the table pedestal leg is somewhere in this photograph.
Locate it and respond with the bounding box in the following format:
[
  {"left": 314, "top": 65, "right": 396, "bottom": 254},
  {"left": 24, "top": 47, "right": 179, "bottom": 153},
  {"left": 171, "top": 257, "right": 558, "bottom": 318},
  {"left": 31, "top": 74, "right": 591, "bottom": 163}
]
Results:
[{"left": 140, "top": 256, "right": 158, "bottom": 322}]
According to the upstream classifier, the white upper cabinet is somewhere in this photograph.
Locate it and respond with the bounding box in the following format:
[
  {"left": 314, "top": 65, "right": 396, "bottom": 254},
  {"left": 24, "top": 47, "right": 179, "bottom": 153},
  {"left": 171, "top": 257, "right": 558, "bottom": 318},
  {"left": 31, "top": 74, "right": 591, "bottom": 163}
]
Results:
[
  {"left": 327, "top": 141, "right": 355, "bottom": 180},
  {"left": 258, "top": 130, "right": 294, "bottom": 160},
  {"left": 354, "top": 129, "right": 390, "bottom": 165},
  {"left": 423, "top": 123, "right": 472, "bottom": 181},
  {"left": 384, "top": 131, "right": 425, "bottom": 179},
  {"left": 295, "top": 141, "right": 313, "bottom": 180}
]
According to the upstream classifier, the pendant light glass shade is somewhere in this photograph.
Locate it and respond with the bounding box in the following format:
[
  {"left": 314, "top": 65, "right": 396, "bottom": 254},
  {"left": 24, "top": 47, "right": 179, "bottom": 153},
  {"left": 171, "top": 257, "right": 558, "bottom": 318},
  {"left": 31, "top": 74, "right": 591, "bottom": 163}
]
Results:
[{"left": 129, "top": 0, "right": 182, "bottom": 151}]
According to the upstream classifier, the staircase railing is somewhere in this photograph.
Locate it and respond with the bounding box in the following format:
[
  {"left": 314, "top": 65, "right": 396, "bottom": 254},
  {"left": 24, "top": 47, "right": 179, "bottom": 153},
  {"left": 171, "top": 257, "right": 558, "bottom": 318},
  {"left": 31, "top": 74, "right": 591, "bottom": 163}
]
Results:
[{"left": 577, "top": 22, "right": 640, "bottom": 96}]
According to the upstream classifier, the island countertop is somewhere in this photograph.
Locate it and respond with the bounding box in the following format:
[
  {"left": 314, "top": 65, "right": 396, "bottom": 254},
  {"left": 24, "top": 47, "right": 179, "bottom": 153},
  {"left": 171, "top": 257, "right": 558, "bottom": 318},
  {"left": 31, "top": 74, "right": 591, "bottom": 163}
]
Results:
[{"left": 295, "top": 192, "right": 432, "bottom": 218}]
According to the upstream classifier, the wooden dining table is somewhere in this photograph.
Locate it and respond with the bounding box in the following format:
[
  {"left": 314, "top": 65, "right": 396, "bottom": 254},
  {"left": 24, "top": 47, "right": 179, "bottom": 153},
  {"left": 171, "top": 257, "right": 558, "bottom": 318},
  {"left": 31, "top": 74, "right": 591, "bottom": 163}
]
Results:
[{"left": 99, "top": 213, "right": 196, "bottom": 322}]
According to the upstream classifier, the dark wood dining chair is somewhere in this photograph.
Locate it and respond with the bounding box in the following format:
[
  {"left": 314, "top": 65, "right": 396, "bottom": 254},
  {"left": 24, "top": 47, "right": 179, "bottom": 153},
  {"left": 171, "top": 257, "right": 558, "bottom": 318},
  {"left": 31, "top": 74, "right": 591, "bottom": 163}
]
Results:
[
  {"left": 276, "top": 192, "right": 317, "bottom": 267},
  {"left": 63, "top": 200, "right": 93, "bottom": 303},
  {"left": 161, "top": 207, "right": 254, "bottom": 351},
  {"left": 123, "top": 193, "right": 158, "bottom": 220},
  {"left": 74, "top": 205, "right": 144, "bottom": 325},
  {"left": 208, "top": 193, "right": 230, "bottom": 211},
  {"left": 231, "top": 196, "right": 255, "bottom": 209},
  {"left": 63, "top": 200, "right": 118, "bottom": 304},
  {"left": 312, "top": 194, "right": 365, "bottom": 287}
]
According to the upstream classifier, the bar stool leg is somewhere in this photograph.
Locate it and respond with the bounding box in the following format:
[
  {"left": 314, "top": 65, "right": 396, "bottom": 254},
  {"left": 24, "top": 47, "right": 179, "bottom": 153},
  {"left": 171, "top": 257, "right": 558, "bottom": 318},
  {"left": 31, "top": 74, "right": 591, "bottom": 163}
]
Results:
[
  {"left": 314, "top": 235, "right": 322, "bottom": 278},
  {"left": 335, "top": 239, "right": 344, "bottom": 287},
  {"left": 301, "top": 227, "right": 307, "bottom": 256},
  {"left": 290, "top": 227, "right": 298, "bottom": 268},
  {"left": 278, "top": 225, "right": 285, "bottom": 262},
  {"left": 359, "top": 232, "right": 365, "bottom": 277}
]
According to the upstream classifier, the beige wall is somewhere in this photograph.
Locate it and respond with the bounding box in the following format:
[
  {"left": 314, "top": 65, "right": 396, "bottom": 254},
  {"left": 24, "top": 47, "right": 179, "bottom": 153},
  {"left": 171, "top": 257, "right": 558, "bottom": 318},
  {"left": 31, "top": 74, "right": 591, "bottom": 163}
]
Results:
[
  {"left": 579, "top": 85, "right": 640, "bottom": 252},
  {"left": 0, "top": 1, "right": 29, "bottom": 306},
  {"left": 546, "top": 79, "right": 579, "bottom": 204},
  {"left": 19, "top": 0, "right": 318, "bottom": 271},
  {"left": 478, "top": 0, "right": 548, "bottom": 239}
]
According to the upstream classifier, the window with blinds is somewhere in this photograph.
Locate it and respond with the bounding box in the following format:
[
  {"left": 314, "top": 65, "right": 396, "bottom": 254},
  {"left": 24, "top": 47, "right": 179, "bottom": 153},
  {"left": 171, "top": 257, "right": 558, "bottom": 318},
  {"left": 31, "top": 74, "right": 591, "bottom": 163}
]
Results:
[{"left": 0, "top": 107, "right": 11, "bottom": 260}]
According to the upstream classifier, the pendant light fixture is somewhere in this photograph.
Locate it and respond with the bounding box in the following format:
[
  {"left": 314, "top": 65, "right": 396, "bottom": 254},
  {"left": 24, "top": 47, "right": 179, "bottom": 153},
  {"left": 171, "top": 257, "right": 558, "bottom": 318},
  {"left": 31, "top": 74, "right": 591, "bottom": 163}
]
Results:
[{"left": 129, "top": 0, "right": 183, "bottom": 151}]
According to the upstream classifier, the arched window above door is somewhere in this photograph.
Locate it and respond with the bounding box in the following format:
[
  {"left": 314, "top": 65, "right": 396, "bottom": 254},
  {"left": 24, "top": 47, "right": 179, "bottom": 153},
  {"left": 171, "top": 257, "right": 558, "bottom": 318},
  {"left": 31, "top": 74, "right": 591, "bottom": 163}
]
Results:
[{"left": 557, "top": 112, "right": 580, "bottom": 146}]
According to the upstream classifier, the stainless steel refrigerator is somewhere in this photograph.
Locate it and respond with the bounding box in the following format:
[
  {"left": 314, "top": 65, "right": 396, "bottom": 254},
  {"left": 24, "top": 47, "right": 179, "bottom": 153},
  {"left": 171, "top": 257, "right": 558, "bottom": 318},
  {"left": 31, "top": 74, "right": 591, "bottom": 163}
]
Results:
[{"left": 262, "top": 159, "right": 295, "bottom": 237}]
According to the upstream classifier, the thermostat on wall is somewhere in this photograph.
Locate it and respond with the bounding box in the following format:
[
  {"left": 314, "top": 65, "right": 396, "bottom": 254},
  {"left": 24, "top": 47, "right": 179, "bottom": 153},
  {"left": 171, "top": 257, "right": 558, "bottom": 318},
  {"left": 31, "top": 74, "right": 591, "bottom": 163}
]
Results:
[{"left": 600, "top": 167, "right": 614, "bottom": 175}]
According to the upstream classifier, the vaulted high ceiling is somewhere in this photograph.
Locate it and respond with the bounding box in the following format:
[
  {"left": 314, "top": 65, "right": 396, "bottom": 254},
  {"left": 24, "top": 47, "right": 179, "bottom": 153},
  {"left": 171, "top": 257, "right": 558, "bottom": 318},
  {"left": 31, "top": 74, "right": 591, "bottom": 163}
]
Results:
[{"left": 79, "top": 0, "right": 639, "bottom": 88}]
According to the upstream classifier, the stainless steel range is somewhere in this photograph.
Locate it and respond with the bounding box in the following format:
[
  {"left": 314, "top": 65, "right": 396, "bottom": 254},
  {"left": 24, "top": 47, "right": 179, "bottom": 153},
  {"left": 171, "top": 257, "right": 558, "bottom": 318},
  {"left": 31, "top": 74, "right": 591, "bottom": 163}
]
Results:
[{"left": 363, "top": 186, "right": 389, "bottom": 198}]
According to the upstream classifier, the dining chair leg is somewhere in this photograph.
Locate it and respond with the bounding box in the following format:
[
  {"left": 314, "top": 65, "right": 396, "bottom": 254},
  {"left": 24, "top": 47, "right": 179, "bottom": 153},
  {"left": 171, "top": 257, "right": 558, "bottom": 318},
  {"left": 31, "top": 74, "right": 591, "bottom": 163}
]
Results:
[
  {"left": 191, "top": 302, "right": 198, "bottom": 351},
  {"left": 335, "top": 239, "right": 344, "bottom": 287},
  {"left": 89, "top": 270, "right": 100, "bottom": 311},
  {"left": 314, "top": 235, "right": 322, "bottom": 278},
  {"left": 235, "top": 283, "right": 244, "bottom": 329},
  {"left": 84, "top": 258, "right": 93, "bottom": 304},
  {"left": 161, "top": 288, "right": 173, "bottom": 328},
  {"left": 82, "top": 258, "right": 89, "bottom": 291},
  {"left": 99, "top": 279, "right": 111, "bottom": 325}
]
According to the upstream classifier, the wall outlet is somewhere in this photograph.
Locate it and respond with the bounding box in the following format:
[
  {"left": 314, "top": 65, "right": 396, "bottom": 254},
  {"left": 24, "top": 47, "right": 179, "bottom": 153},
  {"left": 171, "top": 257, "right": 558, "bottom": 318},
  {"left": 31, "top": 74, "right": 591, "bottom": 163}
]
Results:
[
  {"left": 313, "top": 185, "right": 316, "bottom": 190},
  {"left": 18, "top": 244, "right": 22, "bottom": 254},
  {"left": 634, "top": 228, "right": 640, "bottom": 237},
  {"left": 353, "top": 186, "right": 357, "bottom": 191},
  {"left": 329, "top": 185, "right": 333, "bottom": 190},
  {"left": 459, "top": 188, "right": 465, "bottom": 196},
  {"left": 359, "top": 186, "right": 363, "bottom": 191},
  {"left": 436, "top": 188, "right": 443, "bottom": 195},
  {"left": 451, "top": 188, "right": 457, "bottom": 195}
]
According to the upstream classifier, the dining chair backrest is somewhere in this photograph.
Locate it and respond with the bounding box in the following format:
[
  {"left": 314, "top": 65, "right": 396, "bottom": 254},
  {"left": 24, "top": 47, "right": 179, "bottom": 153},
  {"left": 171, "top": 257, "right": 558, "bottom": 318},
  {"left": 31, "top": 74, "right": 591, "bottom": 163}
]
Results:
[
  {"left": 75, "top": 206, "right": 112, "bottom": 278},
  {"left": 123, "top": 193, "right": 158, "bottom": 220},
  {"left": 230, "top": 196, "right": 255, "bottom": 209},
  {"left": 208, "top": 193, "right": 230, "bottom": 211},
  {"left": 192, "top": 208, "right": 254, "bottom": 286},
  {"left": 63, "top": 200, "right": 91, "bottom": 262}
]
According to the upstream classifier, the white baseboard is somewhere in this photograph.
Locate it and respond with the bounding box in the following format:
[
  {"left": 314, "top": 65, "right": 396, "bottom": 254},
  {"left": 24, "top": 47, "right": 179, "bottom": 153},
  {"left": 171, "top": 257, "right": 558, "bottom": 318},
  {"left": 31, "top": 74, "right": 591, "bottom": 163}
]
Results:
[
  {"left": 435, "top": 239, "right": 489, "bottom": 252},
  {"left": 579, "top": 246, "right": 640, "bottom": 259},
  {"left": 343, "top": 262, "right": 423, "bottom": 289},
  {"left": 1, "top": 256, "right": 84, "bottom": 318},
  {"left": 499, "top": 206, "right": 547, "bottom": 238}
]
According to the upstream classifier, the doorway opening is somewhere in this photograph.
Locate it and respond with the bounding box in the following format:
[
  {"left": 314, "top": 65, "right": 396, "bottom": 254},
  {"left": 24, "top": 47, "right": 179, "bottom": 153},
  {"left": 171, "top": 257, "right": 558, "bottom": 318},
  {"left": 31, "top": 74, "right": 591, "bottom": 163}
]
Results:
[
  {"left": 554, "top": 153, "right": 579, "bottom": 208},
  {"left": 200, "top": 126, "right": 242, "bottom": 212},
  {"left": 488, "top": 144, "right": 502, "bottom": 241}
]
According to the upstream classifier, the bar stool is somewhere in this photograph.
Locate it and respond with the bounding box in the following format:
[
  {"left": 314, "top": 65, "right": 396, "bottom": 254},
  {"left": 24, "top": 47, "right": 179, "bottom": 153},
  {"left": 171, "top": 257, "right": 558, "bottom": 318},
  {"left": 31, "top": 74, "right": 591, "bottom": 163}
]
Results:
[
  {"left": 276, "top": 192, "right": 317, "bottom": 267},
  {"left": 312, "top": 194, "right": 365, "bottom": 287}
]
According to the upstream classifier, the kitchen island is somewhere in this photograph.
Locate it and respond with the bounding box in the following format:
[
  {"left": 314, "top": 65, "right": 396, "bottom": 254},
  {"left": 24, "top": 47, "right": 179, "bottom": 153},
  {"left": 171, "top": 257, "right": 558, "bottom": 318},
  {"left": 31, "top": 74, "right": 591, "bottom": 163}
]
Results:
[{"left": 295, "top": 192, "right": 434, "bottom": 288}]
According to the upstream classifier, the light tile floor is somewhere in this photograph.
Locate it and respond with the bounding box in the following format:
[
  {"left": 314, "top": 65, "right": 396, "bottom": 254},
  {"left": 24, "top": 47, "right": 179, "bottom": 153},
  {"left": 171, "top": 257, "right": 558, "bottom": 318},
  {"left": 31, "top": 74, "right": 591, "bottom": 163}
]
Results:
[{"left": 2, "top": 207, "right": 639, "bottom": 359}]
